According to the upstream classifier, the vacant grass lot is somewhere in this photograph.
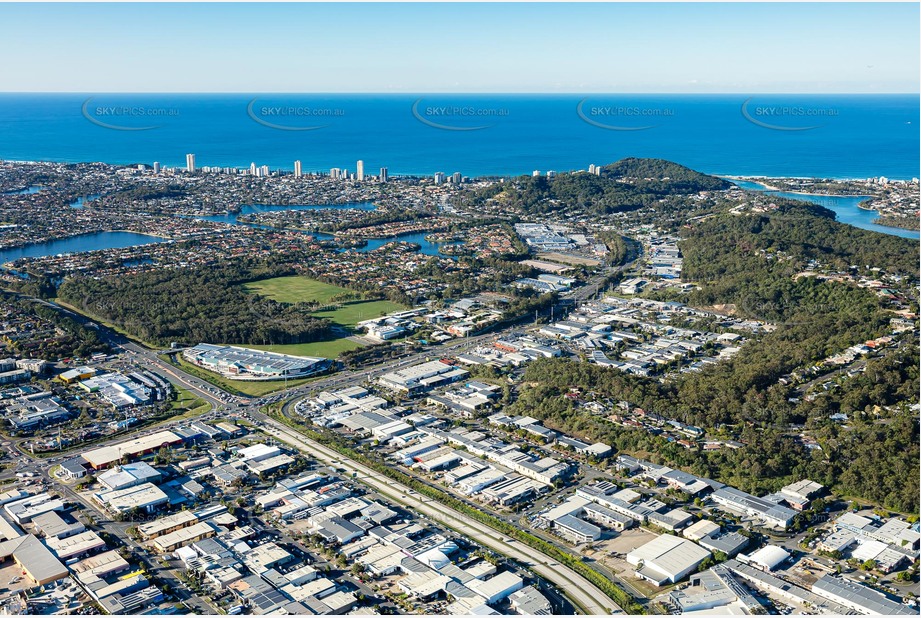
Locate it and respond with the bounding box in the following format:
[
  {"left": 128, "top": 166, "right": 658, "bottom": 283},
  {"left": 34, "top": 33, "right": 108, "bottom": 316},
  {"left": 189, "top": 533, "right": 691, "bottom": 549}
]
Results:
[{"left": 242, "top": 275, "right": 406, "bottom": 329}]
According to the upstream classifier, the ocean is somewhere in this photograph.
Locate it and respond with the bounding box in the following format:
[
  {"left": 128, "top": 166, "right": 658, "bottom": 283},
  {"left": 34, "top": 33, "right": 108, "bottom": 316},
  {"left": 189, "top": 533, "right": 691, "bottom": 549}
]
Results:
[{"left": 0, "top": 94, "right": 918, "bottom": 180}]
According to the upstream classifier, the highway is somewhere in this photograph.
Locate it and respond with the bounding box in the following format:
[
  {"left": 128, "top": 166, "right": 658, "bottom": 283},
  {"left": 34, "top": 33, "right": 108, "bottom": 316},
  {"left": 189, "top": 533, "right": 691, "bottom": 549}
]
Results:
[
  {"left": 249, "top": 408, "right": 623, "bottom": 616},
  {"left": 22, "top": 248, "right": 646, "bottom": 614},
  {"left": 569, "top": 237, "right": 643, "bottom": 303},
  {"left": 121, "top": 329, "right": 505, "bottom": 408},
  {"left": 51, "top": 340, "right": 624, "bottom": 614}
]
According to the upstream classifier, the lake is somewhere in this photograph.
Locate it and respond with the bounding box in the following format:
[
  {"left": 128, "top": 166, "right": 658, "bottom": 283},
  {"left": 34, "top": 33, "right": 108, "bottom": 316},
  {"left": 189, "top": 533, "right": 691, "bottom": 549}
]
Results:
[
  {"left": 70, "top": 194, "right": 101, "bottom": 209},
  {"left": 193, "top": 201, "right": 376, "bottom": 226},
  {"left": 3, "top": 186, "right": 44, "bottom": 195},
  {"left": 1, "top": 203, "right": 457, "bottom": 272}
]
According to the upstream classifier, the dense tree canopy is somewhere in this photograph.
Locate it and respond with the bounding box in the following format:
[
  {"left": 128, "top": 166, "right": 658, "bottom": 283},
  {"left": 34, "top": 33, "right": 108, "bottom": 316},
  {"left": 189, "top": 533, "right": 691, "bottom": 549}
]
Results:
[
  {"left": 512, "top": 202, "right": 919, "bottom": 512},
  {"left": 514, "top": 354, "right": 918, "bottom": 513},
  {"left": 0, "top": 292, "right": 107, "bottom": 359},
  {"left": 459, "top": 158, "right": 731, "bottom": 216},
  {"left": 58, "top": 261, "right": 331, "bottom": 347}
]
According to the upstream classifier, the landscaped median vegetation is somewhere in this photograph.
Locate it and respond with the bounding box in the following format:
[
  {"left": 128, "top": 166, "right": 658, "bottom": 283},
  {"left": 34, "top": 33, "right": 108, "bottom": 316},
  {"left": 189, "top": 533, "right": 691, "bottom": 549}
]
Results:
[
  {"left": 270, "top": 410, "right": 643, "bottom": 615},
  {"left": 168, "top": 385, "right": 211, "bottom": 418}
]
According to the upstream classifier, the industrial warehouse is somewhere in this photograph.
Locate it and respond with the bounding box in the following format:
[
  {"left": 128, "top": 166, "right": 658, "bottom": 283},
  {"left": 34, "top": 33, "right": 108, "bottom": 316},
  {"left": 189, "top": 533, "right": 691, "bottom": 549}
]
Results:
[
  {"left": 182, "top": 344, "right": 331, "bottom": 381},
  {"left": 81, "top": 430, "right": 184, "bottom": 470}
]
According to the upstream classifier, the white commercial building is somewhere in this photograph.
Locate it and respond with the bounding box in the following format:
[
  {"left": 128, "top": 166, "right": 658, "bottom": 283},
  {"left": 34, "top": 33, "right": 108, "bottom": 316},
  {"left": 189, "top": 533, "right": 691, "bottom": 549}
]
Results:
[
  {"left": 97, "top": 462, "right": 162, "bottom": 491},
  {"left": 627, "top": 534, "right": 711, "bottom": 585},
  {"left": 183, "top": 344, "right": 330, "bottom": 381},
  {"left": 4, "top": 493, "right": 66, "bottom": 525},
  {"left": 711, "top": 487, "right": 796, "bottom": 529},
  {"left": 236, "top": 444, "right": 282, "bottom": 462},
  {"left": 45, "top": 531, "right": 106, "bottom": 560},
  {"left": 377, "top": 360, "right": 468, "bottom": 394},
  {"left": 79, "top": 373, "right": 152, "bottom": 408},
  {"left": 92, "top": 483, "right": 169, "bottom": 514},
  {"left": 82, "top": 430, "right": 183, "bottom": 470},
  {"left": 683, "top": 519, "right": 721, "bottom": 541},
  {"left": 466, "top": 571, "right": 524, "bottom": 604},
  {"left": 743, "top": 545, "right": 790, "bottom": 571}
]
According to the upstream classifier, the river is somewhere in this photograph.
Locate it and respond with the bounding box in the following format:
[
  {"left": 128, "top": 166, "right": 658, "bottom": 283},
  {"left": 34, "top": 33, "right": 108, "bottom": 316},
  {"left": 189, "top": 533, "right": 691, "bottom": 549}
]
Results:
[
  {"left": 0, "top": 231, "right": 170, "bottom": 266},
  {"left": 728, "top": 179, "right": 918, "bottom": 240}
]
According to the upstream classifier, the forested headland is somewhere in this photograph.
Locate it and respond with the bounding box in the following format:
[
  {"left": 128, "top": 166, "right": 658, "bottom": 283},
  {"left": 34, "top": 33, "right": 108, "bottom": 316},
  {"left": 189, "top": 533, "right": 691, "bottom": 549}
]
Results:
[{"left": 458, "top": 157, "right": 731, "bottom": 216}]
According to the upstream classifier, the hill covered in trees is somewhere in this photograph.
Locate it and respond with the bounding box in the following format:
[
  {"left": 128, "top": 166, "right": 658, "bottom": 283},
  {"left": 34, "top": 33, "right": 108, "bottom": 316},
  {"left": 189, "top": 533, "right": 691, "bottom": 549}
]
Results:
[
  {"left": 458, "top": 157, "right": 731, "bottom": 216},
  {"left": 513, "top": 202, "right": 919, "bottom": 512},
  {"left": 683, "top": 201, "right": 918, "bottom": 280},
  {"left": 664, "top": 203, "right": 919, "bottom": 431},
  {"left": 600, "top": 157, "right": 732, "bottom": 192},
  {"left": 514, "top": 346, "right": 918, "bottom": 513}
]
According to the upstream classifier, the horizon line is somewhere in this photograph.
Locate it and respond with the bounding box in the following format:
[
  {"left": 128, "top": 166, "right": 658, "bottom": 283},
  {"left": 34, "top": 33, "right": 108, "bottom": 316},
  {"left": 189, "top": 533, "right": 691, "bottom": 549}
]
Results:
[
  {"left": 3, "top": 157, "right": 916, "bottom": 181},
  {"left": 1, "top": 91, "right": 919, "bottom": 96}
]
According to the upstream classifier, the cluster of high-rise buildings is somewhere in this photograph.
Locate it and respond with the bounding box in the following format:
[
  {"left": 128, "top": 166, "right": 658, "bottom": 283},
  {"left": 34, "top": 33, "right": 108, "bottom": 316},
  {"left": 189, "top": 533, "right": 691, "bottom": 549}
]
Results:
[
  {"left": 326, "top": 161, "right": 385, "bottom": 182},
  {"left": 433, "top": 171, "right": 463, "bottom": 185},
  {"left": 148, "top": 155, "right": 468, "bottom": 186}
]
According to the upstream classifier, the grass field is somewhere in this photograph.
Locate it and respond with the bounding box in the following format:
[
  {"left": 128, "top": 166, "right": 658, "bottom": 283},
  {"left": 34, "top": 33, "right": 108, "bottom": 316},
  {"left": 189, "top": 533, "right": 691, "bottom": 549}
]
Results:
[
  {"left": 169, "top": 386, "right": 212, "bottom": 418},
  {"left": 312, "top": 300, "right": 406, "bottom": 329},
  {"left": 245, "top": 339, "right": 362, "bottom": 358},
  {"left": 242, "top": 275, "right": 407, "bottom": 329},
  {"left": 242, "top": 276, "right": 353, "bottom": 305},
  {"left": 170, "top": 354, "right": 319, "bottom": 397},
  {"left": 535, "top": 252, "right": 601, "bottom": 267}
]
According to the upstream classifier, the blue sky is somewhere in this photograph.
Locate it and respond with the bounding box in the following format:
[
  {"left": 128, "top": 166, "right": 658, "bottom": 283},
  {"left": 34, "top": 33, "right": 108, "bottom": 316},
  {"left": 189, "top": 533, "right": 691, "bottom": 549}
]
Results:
[{"left": 1, "top": 3, "right": 917, "bottom": 93}]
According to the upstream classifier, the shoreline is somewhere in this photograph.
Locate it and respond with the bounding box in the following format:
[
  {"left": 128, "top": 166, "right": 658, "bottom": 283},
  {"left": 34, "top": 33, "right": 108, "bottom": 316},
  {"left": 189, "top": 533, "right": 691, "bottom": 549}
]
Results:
[
  {"left": 334, "top": 230, "right": 449, "bottom": 241},
  {"left": 725, "top": 178, "right": 920, "bottom": 237},
  {"left": 4, "top": 157, "right": 919, "bottom": 184},
  {"left": 3, "top": 164, "right": 916, "bottom": 242},
  {"left": 228, "top": 200, "right": 377, "bottom": 215},
  {"left": 723, "top": 176, "right": 875, "bottom": 196},
  {"left": 872, "top": 217, "right": 921, "bottom": 232},
  {"left": 718, "top": 173, "right": 917, "bottom": 183},
  {"left": 727, "top": 177, "right": 877, "bottom": 204},
  {"left": 110, "top": 228, "right": 174, "bottom": 240}
]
